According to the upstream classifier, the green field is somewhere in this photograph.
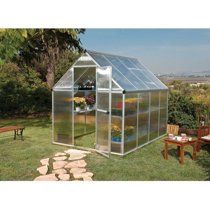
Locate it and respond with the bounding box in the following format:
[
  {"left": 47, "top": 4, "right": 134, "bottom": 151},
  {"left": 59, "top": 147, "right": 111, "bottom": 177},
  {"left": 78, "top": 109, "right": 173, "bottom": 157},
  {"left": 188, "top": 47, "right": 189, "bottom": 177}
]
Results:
[{"left": 0, "top": 117, "right": 209, "bottom": 181}]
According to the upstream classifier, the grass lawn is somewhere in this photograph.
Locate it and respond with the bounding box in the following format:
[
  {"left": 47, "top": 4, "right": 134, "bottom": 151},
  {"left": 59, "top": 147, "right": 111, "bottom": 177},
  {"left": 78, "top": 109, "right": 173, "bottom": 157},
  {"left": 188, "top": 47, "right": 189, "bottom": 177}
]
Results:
[{"left": 0, "top": 117, "right": 209, "bottom": 181}]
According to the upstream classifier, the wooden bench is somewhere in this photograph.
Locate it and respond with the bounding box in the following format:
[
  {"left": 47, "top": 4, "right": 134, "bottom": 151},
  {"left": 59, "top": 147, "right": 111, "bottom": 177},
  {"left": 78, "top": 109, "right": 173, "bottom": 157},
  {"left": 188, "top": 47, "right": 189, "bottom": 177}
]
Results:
[{"left": 0, "top": 126, "right": 25, "bottom": 140}]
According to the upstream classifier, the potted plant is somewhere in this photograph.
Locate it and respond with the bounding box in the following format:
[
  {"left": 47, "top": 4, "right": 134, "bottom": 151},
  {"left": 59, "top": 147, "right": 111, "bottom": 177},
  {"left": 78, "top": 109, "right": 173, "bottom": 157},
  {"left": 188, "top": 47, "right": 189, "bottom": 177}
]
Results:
[
  {"left": 125, "top": 126, "right": 135, "bottom": 141},
  {"left": 85, "top": 95, "right": 95, "bottom": 110},
  {"left": 111, "top": 125, "right": 121, "bottom": 142},
  {"left": 74, "top": 97, "right": 86, "bottom": 112}
]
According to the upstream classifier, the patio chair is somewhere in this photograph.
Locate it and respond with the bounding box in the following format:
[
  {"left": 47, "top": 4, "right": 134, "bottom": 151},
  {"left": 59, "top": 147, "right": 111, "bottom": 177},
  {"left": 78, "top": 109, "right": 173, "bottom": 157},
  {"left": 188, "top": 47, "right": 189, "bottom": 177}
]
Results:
[
  {"left": 167, "top": 124, "right": 179, "bottom": 136},
  {"left": 196, "top": 125, "right": 210, "bottom": 152}
]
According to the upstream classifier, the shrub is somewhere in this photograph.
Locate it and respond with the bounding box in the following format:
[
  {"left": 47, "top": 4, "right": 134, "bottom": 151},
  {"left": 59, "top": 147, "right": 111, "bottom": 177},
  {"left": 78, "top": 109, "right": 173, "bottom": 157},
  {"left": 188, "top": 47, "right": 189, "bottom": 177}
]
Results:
[
  {"left": 0, "top": 62, "right": 51, "bottom": 117},
  {"left": 168, "top": 91, "right": 207, "bottom": 129}
]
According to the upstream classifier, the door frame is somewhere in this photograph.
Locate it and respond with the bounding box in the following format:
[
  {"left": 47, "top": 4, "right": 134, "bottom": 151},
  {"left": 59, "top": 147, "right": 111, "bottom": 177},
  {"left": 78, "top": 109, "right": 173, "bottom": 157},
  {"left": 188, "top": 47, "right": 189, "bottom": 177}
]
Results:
[{"left": 95, "top": 66, "right": 112, "bottom": 158}]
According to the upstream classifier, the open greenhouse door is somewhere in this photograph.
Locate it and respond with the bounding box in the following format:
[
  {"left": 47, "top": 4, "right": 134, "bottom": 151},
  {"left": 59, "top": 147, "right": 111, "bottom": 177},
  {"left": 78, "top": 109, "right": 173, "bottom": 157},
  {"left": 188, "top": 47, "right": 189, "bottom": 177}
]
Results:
[{"left": 95, "top": 66, "right": 112, "bottom": 158}]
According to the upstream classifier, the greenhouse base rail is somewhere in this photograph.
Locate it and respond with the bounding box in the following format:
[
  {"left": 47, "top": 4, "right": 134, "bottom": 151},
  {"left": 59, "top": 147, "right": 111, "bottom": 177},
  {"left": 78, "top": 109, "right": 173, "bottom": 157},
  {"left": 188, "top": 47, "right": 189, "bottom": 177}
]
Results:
[
  {"left": 52, "top": 133, "right": 166, "bottom": 156},
  {"left": 123, "top": 133, "right": 167, "bottom": 156}
]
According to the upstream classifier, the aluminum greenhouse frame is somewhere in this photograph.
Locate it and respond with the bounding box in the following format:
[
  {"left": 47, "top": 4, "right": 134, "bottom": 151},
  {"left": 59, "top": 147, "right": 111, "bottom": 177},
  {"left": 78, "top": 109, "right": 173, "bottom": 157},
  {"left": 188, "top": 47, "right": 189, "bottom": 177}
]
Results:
[{"left": 52, "top": 50, "right": 168, "bottom": 157}]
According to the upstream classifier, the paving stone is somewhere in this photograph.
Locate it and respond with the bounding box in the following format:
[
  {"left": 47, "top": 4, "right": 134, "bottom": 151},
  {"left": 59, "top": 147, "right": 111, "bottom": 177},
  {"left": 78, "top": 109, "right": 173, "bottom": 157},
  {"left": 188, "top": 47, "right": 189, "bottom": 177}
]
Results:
[
  {"left": 54, "top": 152, "right": 66, "bottom": 157},
  {"left": 34, "top": 174, "right": 58, "bottom": 181},
  {"left": 82, "top": 172, "right": 94, "bottom": 178},
  {"left": 58, "top": 174, "right": 70, "bottom": 181},
  {"left": 37, "top": 165, "right": 48, "bottom": 175},
  {"left": 52, "top": 168, "right": 67, "bottom": 175},
  {"left": 64, "top": 160, "right": 87, "bottom": 169},
  {"left": 64, "top": 149, "right": 90, "bottom": 155},
  {"left": 53, "top": 161, "right": 68, "bottom": 170},
  {"left": 40, "top": 158, "right": 49, "bottom": 166},
  {"left": 83, "top": 176, "right": 93, "bottom": 181},
  {"left": 70, "top": 168, "right": 86, "bottom": 174},
  {"left": 53, "top": 156, "right": 67, "bottom": 161},
  {"left": 68, "top": 153, "right": 86, "bottom": 161}
]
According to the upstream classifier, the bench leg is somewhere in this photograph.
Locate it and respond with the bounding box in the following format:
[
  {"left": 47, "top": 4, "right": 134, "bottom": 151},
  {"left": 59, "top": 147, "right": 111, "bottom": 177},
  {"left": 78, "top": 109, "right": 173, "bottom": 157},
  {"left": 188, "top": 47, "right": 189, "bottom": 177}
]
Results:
[
  {"left": 14, "top": 130, "right": 17, "bottom": 140},
  {"left": 20, "top": 129, "right": 24, "bottom": 141}
]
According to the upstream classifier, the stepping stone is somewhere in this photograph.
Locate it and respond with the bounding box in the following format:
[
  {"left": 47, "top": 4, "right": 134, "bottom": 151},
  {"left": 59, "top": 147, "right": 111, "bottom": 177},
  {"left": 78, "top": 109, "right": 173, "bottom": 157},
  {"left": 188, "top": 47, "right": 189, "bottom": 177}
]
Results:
[
  {"left": 83, "top": 177, "right": 93, "bottom": 181},
  {"left": 34, "top": 174, "right": 58, "bottom": 181},
  {"left": 70, "top": 168, "right": 86, "bottom": 174},
  {"left": 58, "top": 174, "right": 70, "bottom": 181},
  {"left": 82, "top": 172, "right": 94, "bottom": 178},
  {"left": 52, "top": 168, "right": 67, "bottom": 175},
  {"left": 64, "top": 149, "right": 90, "bottom": 155},
  {"left": 40, "top": 158, "right": 49, "bottom": 166},
  {"left": 53, "top": 156, "right": 67, "bottom": 161},
  {"left": 55, "top": 152, "right": 66, "bottom": 157},
  {"left": 64, "top": 160, "right": 87, "bottom": 169},
  {"left": 37, "top": 165, "right": 48, "bottom": 175},
  {"left": 68, "top": 153, "right": 86, "bottom": 161},
  {"left": 72, "top": 173, "right": 84, "bottom": 179},
  {"left": 53, "top": 161, "right": 68, "bottom": 170}
]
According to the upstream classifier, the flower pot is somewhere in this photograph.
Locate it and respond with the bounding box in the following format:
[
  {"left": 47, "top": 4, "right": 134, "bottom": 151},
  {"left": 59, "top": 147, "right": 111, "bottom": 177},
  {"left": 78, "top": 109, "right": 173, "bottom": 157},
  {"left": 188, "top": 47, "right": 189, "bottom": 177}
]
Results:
[
  {"left": 76, "top": 107, "right": 81, "bottom": 112},
  {"left": 112, "top": 136, "right": 121, "bottom": 142},
  {"left": 87, "top": 105, "right": 93, "bottom": 111}
]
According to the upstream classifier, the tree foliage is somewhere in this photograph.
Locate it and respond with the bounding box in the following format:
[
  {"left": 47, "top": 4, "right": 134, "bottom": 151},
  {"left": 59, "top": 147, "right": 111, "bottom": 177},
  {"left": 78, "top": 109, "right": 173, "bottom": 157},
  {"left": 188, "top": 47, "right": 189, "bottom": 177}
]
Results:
[{"left": 0, "top": 29, "right": 85, "bottom": 88}]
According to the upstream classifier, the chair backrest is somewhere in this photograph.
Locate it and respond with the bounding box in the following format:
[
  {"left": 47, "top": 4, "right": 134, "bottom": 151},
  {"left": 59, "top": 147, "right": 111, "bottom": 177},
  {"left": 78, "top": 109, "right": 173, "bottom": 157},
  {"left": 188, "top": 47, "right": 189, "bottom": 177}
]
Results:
[
  {"left": 167, "top": 124, "right": 179, "bottom": 135},
  {"left": 197, "top": 125, "right": 210, "bottom": 139}
]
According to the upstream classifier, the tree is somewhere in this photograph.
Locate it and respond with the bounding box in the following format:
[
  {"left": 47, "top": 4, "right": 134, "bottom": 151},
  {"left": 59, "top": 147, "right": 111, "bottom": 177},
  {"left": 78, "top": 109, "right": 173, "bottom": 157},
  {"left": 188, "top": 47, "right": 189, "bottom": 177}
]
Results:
[{"left": 0, "top": 29, "right": 85, "bottom": 88}]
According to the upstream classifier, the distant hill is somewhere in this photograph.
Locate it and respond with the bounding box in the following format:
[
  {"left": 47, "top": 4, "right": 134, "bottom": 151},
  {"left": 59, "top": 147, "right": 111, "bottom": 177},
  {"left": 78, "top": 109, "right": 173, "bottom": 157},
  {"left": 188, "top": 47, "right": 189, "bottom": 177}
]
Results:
[{"left": 157, "top": 71, "right": 210, "bottom": 77}]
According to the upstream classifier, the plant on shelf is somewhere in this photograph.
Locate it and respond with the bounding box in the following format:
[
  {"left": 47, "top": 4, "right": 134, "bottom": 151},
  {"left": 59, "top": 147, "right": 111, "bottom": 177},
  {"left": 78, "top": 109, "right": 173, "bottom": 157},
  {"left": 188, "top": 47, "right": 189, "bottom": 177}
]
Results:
[
  {"left": 74, "top": 97, "right": 86, "bottom": 112},
  {"left": 111, "top": 124, "right": 121, "bottom": 143},
  {"left": 85, "top": 95, "right": 95, "bottom": 110},
  {"left": 78, "top": 79, "right": 96, "bottom": 90},
  {"left": 124, "top": 126, "right": 135, "bottom": 142}
]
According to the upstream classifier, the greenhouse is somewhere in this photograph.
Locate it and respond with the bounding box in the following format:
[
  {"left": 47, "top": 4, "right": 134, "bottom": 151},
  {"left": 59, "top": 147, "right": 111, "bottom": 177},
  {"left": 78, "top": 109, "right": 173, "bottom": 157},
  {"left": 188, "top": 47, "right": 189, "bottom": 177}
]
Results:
[{"left": 52, "top": 50, "right": 168, "bottom": 157}]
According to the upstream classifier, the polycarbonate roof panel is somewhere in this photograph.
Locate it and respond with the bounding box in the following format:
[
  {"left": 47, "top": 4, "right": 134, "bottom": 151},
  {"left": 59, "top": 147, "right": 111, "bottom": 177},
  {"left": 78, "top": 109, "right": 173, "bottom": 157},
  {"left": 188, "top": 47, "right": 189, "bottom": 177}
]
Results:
[
  {"left": 87, "top": 51, "right": 168, "bottom": 91},
  {"left": 54, "top": 68, "right": 73, "bottom": 89},
  {"left": 87, "top": 52, "right": 137, "bottom": 91}
]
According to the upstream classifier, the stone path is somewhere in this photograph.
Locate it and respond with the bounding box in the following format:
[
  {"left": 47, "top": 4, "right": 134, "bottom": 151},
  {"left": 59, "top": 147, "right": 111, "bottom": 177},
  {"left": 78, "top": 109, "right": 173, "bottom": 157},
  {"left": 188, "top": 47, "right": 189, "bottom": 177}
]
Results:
[{"left": 34, "top": 149, "right": 93, "bottom": 181}]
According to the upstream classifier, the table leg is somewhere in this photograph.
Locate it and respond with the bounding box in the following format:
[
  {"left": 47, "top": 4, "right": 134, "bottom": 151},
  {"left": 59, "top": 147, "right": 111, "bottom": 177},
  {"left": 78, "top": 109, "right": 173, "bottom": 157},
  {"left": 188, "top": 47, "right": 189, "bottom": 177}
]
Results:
[
  {"left": 164, "top": 142, "right": 168, "bottom": 160},
  {"left": 180, "top": 145, "right": 184, "bottom": 164},
  {"left": 192, "top": 143, "right": 196, "bottom": 160},
  {"left": 177, "top": 146, "right": 180, "bottom": 156},
  {"left": 196, "top": 141, "right": 201, "bottom": 152}
]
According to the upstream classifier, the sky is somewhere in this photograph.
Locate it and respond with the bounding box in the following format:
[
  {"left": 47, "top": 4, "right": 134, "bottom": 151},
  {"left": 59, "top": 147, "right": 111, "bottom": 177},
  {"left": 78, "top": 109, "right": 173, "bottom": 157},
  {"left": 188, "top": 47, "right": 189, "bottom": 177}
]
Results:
[{"left": 80, "top": 29, "right": 210, "bottom": 74}]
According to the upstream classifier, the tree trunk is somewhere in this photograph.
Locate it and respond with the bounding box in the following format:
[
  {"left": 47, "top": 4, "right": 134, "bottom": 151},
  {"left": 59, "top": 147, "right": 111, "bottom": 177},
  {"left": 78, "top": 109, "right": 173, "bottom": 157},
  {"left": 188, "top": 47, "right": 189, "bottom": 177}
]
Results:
[
  {"left": 46, "top": 63, "right": 54, "bottom": 89},
  {"left": 45, "top": 46, "right": 57, "bottom": 89}
]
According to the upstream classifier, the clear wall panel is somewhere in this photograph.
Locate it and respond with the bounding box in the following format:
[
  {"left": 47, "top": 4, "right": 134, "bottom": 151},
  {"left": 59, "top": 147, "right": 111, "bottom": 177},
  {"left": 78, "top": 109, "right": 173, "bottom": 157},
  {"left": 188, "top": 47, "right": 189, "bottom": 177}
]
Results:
[
  {"left": 149, "top": 92, "right": 160, "bottom": 140},
  {"left": 54, "top": 90, "right": 73, "bottom": 145},
  {"left": 124, "top": 93, "right": 138, "bottom": 153},
  {"left": 111, "top": 93, "right": 123, "bottom": 154},
  {"left": 138, "top": 92, "right": 149, "bottom": 146},
  {"left": 159, "top": 91, "right": 168, "bottom": 136}
]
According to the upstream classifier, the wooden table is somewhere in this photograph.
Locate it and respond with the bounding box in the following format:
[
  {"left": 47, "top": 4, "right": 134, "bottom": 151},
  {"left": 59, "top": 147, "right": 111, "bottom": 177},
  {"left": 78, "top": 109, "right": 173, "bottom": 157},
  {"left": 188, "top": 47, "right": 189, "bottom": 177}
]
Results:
[
  {"left": 0, "top": 126, "right": 25, "bottom": 140},
  {"left": 164, "top": 138, "right": 197, "bottom": 164}
]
